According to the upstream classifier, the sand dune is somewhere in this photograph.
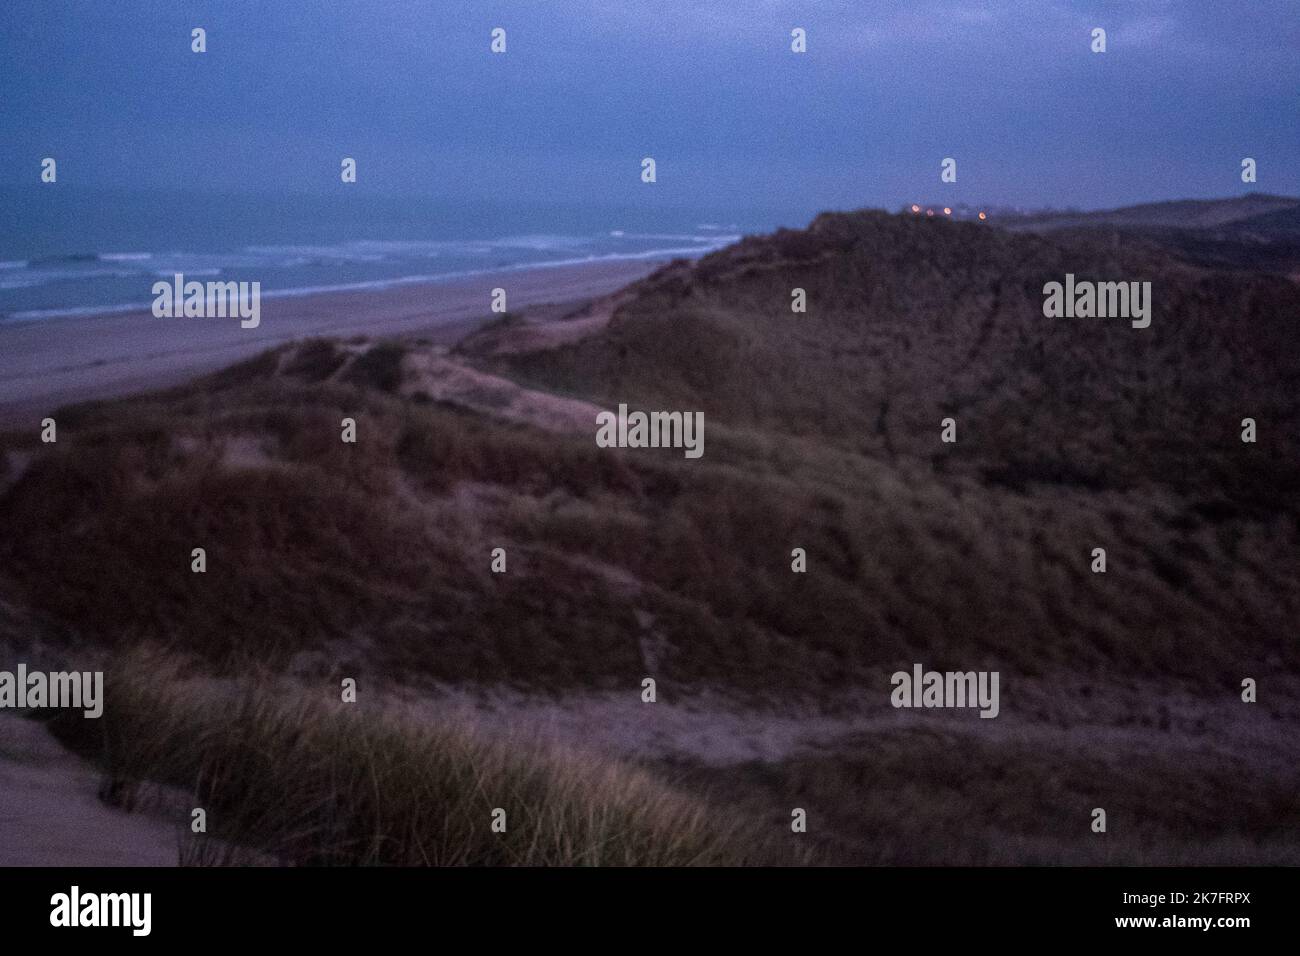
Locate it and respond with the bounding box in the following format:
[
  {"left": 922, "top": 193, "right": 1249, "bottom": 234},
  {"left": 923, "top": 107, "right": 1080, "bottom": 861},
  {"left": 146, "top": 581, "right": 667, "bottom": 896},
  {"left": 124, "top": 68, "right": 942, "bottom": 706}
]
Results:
[{"left": 0, "top": 259, "right": 659, "bottom": 428}]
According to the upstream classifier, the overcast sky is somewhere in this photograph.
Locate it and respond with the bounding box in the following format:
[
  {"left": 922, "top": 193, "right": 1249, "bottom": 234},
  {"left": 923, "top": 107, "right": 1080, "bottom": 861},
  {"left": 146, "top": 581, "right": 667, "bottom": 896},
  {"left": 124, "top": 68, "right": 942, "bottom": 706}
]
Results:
[{"left": 1, "top": 0, "right": 1296, "bottom": 213}]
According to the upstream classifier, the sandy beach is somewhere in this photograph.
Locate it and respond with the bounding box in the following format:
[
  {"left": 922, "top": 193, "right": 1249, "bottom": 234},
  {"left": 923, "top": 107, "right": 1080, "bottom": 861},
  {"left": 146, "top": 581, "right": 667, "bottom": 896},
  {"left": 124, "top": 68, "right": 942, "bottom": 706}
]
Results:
[{"left": 0, "top": 258, "right": 659, "bottom": 428}]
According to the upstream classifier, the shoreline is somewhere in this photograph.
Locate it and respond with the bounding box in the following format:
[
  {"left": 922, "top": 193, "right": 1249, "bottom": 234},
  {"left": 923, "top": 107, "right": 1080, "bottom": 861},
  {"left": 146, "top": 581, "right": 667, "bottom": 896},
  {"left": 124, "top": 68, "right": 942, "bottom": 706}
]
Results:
[{"left": 0, "top": 257, "right": 661, "bottom": 428}]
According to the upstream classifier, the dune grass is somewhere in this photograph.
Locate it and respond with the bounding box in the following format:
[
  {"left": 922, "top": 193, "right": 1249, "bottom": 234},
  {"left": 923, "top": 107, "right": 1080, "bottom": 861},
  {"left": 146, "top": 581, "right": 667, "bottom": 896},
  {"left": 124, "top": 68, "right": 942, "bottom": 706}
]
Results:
[
  {"left": 2, "top": 350, "right": 1295, "bottom": 698},
  {"left": 49, "top": 654, "right": 786, "bottom": 866}
]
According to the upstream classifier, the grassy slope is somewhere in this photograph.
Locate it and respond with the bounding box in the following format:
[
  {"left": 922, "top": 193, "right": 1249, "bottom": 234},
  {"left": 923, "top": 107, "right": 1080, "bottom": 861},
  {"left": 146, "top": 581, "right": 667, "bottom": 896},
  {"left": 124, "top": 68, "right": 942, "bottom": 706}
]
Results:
[
  {"left": 46, "top": 653, "right": 784, "bottom": 866},
  {"left": 3, "top": 213, "right": 1298, "bottom": 692},
  {"left": 488, "top": 211, "right": 1300, "bottom": 684},
  {"left": 3, "top": 209, "right": 1298, "bottom": 864}
]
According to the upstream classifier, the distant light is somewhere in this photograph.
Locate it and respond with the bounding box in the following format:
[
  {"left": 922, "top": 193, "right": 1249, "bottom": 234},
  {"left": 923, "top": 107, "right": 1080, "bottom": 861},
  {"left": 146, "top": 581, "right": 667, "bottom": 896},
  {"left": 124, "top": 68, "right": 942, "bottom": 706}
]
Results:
[
  {"left": 911, "top": 204, "right": 920, "bottom": 213},
  {"left": 943, "top": 207, "right": 952, "bottom": 216},
  {"left": 926, "top": 208, "right": 934, "bottom": 217},
  {"left": 978, "top": 211, "right": 987, "bottom": 221}
]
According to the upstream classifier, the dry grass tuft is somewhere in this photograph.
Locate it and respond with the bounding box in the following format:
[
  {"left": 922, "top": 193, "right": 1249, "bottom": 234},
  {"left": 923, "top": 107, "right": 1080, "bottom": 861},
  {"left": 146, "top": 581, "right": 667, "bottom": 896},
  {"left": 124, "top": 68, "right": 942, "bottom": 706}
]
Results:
[{"left": 51, "top": 653, "right": 788, "bottom": 866}]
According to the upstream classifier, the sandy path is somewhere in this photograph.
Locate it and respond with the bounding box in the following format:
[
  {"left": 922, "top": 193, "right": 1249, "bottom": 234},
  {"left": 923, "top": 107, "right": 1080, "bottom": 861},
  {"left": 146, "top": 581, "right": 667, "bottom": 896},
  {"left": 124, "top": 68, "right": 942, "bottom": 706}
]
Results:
[
  {"left": 0, "top": 714, "right": 177, "bottom": 866},
  {"left": 0, "top": 258, "right": 659, "bottom": 428},
  {"left": 391, "top": 678, "right": 1300, "bottom": 770}
]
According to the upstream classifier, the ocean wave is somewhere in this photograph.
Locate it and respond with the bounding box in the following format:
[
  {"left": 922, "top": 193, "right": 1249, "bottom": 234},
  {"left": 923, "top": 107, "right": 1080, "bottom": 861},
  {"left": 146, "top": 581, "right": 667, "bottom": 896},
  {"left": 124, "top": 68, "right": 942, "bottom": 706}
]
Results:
[
  {"left": 0, "top": 276, "right": 46, "bottom": 290},
  {"left": 29, "top": 253, "right": 100, "bottom": 265},
  {"left": 243, "top": 244, "right": 388, "bottom": 263},
  {"left": 5, "top": 300, "right": 155, "bottom": 321},
  {"left": 26, "top": 252, "right": 157, "bottom": 267},
  {"left": 0, "top": 267, "right": 140, "bottom": 289},
  {"left": 338, "top": 240, "right": 447, "bottom": 256},
  {"left": 479, "top": 234, "right": 595, "bottom": 251},
  {"left": 613, "top": 232, "right": 740, "bottom": 243},
  {"left": 152, "top": 268, "right": 222, "bottom": 278},
  {"left": 99, "top": 252, "right": 153, "bottom": 262},
  {"left": 2, "top": 243, "right": 722, "bottom": 323}
]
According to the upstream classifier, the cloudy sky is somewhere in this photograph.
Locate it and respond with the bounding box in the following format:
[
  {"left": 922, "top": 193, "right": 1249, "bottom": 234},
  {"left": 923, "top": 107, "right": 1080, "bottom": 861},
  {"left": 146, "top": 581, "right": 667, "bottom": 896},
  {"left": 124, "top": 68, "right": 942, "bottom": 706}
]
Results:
[{"left": 1, "top": 0, "right": 1295, "bottom": 215}]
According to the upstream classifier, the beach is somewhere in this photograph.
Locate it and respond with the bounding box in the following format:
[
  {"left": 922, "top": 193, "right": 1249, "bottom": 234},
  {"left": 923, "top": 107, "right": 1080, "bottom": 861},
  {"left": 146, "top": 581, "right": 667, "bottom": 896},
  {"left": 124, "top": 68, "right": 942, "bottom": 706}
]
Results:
[{"left": 0, "top": 258, "right": 660, "bottom": 428}]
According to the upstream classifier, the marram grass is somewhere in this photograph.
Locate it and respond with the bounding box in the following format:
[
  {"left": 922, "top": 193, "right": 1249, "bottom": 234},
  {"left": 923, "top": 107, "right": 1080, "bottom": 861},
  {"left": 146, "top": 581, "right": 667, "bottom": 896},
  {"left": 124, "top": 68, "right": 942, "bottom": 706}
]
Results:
[{"left": 54, "top": 655, "right": 788, "bottom": 866}]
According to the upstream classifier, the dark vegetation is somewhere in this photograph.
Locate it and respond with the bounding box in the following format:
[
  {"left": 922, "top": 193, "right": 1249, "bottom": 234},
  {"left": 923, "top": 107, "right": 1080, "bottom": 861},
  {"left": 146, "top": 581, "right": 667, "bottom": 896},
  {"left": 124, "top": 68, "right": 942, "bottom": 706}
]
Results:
[
  {"left": 2, "top": 202, "right": 1297, "bottom": 864},
  {"left": 45, "top": 653, "right": 781, "bottom": 866}
]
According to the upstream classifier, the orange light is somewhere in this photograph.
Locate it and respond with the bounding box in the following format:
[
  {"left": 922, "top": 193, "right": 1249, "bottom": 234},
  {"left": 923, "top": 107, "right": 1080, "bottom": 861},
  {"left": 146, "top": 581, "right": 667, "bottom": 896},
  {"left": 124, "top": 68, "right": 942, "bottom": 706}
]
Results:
[
  {"left": 911, "top": 204, "right": 920, "bottom": 213},
  {"left": 926, "top": 208, "right": 934, "bottom": 217},
  {"left": 978, "top": 211, "right": 987, "bottom": 220},
  {"left": 943, "top": 207, "right": 952, "bottom": 216}
]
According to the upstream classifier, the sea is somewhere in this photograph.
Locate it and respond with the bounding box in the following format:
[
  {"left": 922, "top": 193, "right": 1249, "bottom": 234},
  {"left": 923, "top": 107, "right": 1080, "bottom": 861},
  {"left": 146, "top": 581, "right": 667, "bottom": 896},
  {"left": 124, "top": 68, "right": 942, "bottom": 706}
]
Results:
[{"left": 0, "top": 187, "right": 798, "bottom": 323}]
